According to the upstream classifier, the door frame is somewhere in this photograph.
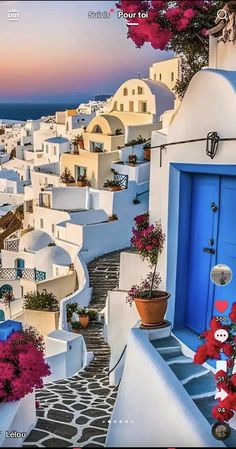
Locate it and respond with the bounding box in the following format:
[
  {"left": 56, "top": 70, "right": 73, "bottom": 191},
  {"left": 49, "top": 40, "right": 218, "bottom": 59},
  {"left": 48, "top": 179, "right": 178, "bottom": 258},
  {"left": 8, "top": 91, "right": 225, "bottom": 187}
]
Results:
[{"left": 167, "top": 163, "right": 236, "bottom": 350}]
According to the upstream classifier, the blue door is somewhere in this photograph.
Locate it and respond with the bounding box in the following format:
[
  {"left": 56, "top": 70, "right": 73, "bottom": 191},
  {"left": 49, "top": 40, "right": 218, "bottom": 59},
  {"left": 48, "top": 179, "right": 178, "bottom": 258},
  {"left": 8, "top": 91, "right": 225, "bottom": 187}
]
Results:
[
  {"left": 213, "top": 176, "right": 236, "bottom": 312},
  {"left": 15, "top": 258, "right": 25, "bottom": 278},
  {"left": 186, "top": 174, "right": 236, "bottom": 334},
  {"left": 186, "top": 174, "right": 219, "bottom": 333}
]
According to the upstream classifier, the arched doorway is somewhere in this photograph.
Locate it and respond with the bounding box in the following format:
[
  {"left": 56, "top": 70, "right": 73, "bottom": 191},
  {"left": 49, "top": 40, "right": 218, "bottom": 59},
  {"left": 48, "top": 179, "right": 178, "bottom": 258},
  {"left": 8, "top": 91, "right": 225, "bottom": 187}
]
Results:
[
  {"left": 0, "top": 284, "right": 12, "bottom": 298},
  {"left": 0, "top": 309, "right": 5, "bottom": 321}
]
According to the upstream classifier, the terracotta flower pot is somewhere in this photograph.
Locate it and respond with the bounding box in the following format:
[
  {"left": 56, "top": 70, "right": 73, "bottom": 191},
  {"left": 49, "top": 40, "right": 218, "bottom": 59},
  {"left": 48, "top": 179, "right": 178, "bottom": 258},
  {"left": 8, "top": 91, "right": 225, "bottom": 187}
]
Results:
[
  {"left": 134, "top": 291, "right": 170, "bottom": 327},
  {"left": 77, "top": 181, "right": 87, "bottom": 187},
  {"left": 144, "top": 148, "right": 151, "bottom": 161},
  {"left": 110, "top": 186, "right": 122, "bottom": 192},
  {"left": 72, "top": 328, "right": 81, "bottom": 333},
  {"left": 79, "top": 314, "right": 89, "bottom": 328}
]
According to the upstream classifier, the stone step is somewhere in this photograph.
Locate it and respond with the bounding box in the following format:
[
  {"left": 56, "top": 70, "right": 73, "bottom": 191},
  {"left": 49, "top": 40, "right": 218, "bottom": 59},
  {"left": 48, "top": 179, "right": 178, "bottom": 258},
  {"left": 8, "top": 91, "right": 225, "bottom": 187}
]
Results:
[
  {"left": 183, "top": 371, "right": 216, "bottom": 399},
  {"left": 152, "top": 336, "right": 182, "bottom": 354},
  {"left": 169, "top": 361, "right": 209, "bottom": 384}
]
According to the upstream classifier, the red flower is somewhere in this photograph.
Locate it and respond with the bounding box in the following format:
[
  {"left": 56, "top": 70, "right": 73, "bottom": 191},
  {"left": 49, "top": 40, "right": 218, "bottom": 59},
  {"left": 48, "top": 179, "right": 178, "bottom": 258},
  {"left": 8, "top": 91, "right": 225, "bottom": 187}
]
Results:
[
  {"left": 212, "top": 404, "right": 234, "bottom": 422},
  {"left": 194, "top": 345, "right": 208, "bottom": 364},
  {"left": 230, "top": 302, "right": 236, "bottom": 322},
  {"left": 0, "top": 329, "right": 50, "bottom": 403},
  {"left": 223, "top": 343, "right": 233, "bottom": 357},
  {"left": 230, "top": 373, "right": 236, "bottom": 387},
  {"left": 183, "top": 8, "right": 196, "bottom": 19}
]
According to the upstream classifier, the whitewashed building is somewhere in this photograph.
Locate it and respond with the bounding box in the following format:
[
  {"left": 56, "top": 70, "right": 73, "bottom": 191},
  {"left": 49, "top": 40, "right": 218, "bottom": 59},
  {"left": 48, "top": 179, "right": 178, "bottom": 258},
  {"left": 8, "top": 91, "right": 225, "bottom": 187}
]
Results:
[{"left": 105, "top": 20, "right": 236, "bottom": 449}]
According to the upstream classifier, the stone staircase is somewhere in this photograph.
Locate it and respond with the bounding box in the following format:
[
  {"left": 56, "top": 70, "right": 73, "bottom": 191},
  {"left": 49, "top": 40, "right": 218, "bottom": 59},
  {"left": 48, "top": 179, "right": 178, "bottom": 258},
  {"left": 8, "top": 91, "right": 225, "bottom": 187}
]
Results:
[
  {"left": 152, "top": 336, "right": 236, "bottom": 447},
  {"left": 23, "top": 250, "right": 123, "bottom": 448},
  {"left": 87, "top": 250, "right": 121, "bottom": 313}
]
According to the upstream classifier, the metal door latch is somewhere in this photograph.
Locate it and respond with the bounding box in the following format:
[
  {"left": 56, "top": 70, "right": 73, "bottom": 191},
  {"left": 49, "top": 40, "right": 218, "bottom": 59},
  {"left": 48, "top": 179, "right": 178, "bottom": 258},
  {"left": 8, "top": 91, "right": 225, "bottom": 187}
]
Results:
[
  {"left": 203, "top": 247, "right": 215, "bottom": 254},
  {"left": 211, "top": 202, "right": 218, "bottom": 212}
]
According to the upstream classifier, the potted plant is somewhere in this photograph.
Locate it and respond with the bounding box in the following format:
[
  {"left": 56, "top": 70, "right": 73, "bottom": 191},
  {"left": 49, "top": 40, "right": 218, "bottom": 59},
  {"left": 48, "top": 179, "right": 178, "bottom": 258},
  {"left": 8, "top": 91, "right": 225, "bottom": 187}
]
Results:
[
  {"left": 87, "top": 309, "right": 98, "bottom": 322},
  {"left": 0, "top": 327, "right": 50, "bottom": 440},
  {"left": 23, "top": 290, "right": 60, "bottom": 336},
  {"left": 72, "top": 135, "right": 83, "bottom": 153},
  {"left": 103, "top": 179, "right": 122, "bottom": 192},
  {"left": 143, "top": 140, "right": 151, "bottom": 161},
  {"left": 128, "top": 154, "right": 137, "bottom": 166},
  {"left": 126, "top": 213, "right": 170, "bottom": 327},
  {"left": 71, "top": 320, "right": 82, "bottom": 333},
  {"left": 77, "top": 173, "right": 88, "bottom": 187},
  {"left": 66, "top": 302, "right": 79, "bottom": 322},
  {"left": 78, "top": 307, "right": 89, "bottom": 328},
  {"left": 1, "top": 289, "right": 14, "bottom": 319},
  {"left": 60, "top": 167, "right": 75, "bottom": 185},
  {"left": 114, "top": 128, "right": 123, "bottom": 135}
]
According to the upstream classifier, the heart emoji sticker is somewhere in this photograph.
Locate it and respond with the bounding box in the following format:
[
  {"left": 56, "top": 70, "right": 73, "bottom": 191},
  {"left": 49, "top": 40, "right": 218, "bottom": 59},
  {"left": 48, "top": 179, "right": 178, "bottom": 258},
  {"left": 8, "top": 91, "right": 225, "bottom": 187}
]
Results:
[{"left": 215, "top": 300, "right": 229, "bottom": 313}]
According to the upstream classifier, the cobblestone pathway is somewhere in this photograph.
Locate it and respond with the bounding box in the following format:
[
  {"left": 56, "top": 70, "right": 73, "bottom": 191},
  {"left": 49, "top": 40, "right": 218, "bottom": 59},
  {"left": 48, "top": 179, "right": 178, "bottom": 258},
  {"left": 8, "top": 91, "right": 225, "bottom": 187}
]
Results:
[{"left": 23, "top": 251, "right": 122, "bottom": 448}]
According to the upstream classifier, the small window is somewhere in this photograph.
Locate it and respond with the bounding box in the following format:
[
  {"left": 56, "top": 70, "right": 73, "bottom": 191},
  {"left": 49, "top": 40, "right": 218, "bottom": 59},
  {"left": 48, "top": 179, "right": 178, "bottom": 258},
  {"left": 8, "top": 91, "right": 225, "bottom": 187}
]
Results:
[
  {"left": 52, "top": 224, "right": 55, "bottom": 234},
  {"left": 123, "top": 87, "right": 128, "bottom": 96},
  {"left": 66, "top": 122, "right": 69, "bottom": 132},
  {"left": 53, "top": 146, "right": 57, "bottom": 155},
  {"left": 159, "top": 73, "right": 162, "bottom": 81},
  {"left": 93, "top": 125, "right": 103, "bottom": 134},
  {"left": 44, "top": 177, "right": 48, "bottom": 185},
  {"left": 171, "top": 72, "right": 174, "bottom": 82},
  {"left": 120, "top": 104, "right": 124, "bottom": 111},
  {"left": 137, "top": 86, "right": 143, "bottom": 95},
  {"left": 40, "top": 218, "right": 43, "bottom": 229},
  {"left": 46, "top": 145, "right": 49, "bottom": 153},
  {"left": 141, "top": 102, "right": 147, "bottom": 113},
  {"left": 132, "top": 89, "right": 135, "bottom": 95}
]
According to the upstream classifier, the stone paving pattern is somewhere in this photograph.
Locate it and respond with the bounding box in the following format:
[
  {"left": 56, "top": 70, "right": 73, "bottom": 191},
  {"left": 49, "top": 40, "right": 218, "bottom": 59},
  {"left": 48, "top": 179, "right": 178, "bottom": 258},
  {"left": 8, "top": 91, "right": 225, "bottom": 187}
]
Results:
[{"left": 23, "top": 251, "right": 122, "bottom": 448}]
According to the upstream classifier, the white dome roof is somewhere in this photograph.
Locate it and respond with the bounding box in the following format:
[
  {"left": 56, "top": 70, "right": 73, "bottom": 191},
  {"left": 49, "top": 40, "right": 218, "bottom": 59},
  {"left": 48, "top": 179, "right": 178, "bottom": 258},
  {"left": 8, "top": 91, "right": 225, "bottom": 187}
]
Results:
[
  {"left": 19, "top": 229, "right": 53, "bottom": 252},
  {"left": 36, "top": 245, "right": 71, "bottom": 277}
]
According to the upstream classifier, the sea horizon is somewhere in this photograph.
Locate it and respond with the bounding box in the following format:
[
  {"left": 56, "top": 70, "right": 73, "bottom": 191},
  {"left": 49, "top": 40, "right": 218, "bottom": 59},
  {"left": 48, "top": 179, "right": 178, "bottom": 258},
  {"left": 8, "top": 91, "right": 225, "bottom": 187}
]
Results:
[{"left": 0, "top": 102, "right": 80, "bottom": 121}]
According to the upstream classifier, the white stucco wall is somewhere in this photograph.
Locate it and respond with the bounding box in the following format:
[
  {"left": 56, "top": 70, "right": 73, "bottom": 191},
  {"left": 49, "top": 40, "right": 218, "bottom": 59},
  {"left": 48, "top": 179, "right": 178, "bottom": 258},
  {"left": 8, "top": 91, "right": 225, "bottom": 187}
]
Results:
[
  {"left": 105, "top": 290, "right": 139, "bottom": 385},
  {"left": 51, "top": 187, "right": 88, "bottom": 210},
  {"left": 33, "top": 206, "right": 70, "bottom": 237},
  {"left": 119, "top": 251, "right": 150, "bottom": 291},
  {"left": 149, "top": 68, "right": 236, "bottom": 321},
  {"left": 45, "top": 330, "right": 86, "bottom": 382},
  {"left": 0, "top": 392, "right": 36, "bottom": 448},
  {"left": 1, "top": 249, "right": 34, "bottom": 269}
]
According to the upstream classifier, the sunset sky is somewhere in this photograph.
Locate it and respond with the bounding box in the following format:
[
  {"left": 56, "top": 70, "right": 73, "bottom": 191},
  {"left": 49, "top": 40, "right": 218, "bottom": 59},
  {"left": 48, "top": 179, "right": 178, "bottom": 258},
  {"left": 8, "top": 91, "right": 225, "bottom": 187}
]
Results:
[{"left": 0, "top": 0, "right": 172, "bottom": 103}]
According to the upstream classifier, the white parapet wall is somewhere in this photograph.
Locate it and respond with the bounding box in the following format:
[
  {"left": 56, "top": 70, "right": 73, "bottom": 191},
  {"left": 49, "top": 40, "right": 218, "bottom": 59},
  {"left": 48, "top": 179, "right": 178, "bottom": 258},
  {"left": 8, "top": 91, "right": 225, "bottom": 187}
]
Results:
[
  {"left": 0, "top": 392, "right": 36, "bottom": 448},
  {"left": 105, "top": 329, "right": 224, "bottom": 448},
  {"left": 44, "top": 330, "right": 87, "bottom": 383},
  {"left": 105, "top": 290, "right": 139, "bottom": 386}
]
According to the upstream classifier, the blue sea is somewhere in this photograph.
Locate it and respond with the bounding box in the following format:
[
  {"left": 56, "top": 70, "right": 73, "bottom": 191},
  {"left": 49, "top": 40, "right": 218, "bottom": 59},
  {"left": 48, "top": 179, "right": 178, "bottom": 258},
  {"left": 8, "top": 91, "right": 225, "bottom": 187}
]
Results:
[{"left": 0, "top": 103, "right": 79, "bottom": 121}]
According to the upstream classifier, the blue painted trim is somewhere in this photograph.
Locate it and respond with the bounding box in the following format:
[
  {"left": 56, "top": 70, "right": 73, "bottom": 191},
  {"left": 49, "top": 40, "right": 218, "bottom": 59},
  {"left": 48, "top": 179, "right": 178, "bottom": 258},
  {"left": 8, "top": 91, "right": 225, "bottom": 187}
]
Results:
[
  {"left": 172, "top": 163, "right": 236, "bottom": 176},
  {"left": 167, "top": 163, "right": 236, "bottom": 352}
]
